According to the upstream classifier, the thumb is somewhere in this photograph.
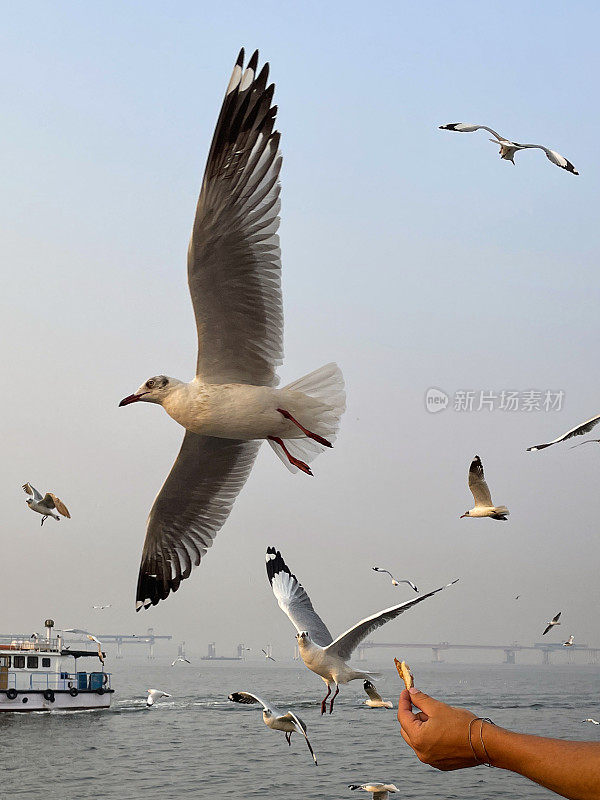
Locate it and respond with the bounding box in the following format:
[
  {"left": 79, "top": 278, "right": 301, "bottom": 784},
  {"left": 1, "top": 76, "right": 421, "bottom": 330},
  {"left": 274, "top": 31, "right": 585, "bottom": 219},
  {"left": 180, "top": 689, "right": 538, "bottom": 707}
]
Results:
[
  {"left": 397, "top": 688, "right": 423, "bottom": 731},
  {"left": 407, "top": 687, "right": 444, "bottom": 715}
]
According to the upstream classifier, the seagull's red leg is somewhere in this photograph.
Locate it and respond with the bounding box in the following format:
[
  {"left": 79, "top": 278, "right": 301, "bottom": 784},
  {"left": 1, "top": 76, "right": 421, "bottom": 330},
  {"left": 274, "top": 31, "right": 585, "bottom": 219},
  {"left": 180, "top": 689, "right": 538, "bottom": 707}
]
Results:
[
  {"left": 320, "top": 684, "right": 331, "bottom": 715},
  {"left": 276, "top": 408, "right": 332, "bottom": 448},
  {"left": 329, "top": 684, "right": 339, "bottom": 714},
  {"left": 268, "top": 436, "right": 313, "bottom": 476},
  {"left": 285, "top": 732, "right": 291, "bottom": 746}
]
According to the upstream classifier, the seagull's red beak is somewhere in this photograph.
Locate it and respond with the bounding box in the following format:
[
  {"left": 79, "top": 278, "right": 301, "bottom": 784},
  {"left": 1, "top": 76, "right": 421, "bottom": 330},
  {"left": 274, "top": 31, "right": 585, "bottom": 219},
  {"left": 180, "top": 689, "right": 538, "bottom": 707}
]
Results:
[
  {"left": 459, "top": 513, "right": 468, "bottom": 518},
  {"left": 119, "top": 393, "right": 143, "bottom": 407}
]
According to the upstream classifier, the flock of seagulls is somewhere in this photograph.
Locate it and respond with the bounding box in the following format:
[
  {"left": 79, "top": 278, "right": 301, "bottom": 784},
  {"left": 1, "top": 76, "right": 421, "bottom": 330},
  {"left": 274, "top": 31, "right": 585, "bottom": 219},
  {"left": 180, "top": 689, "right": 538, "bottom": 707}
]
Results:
[{"left": 18, "top": 47, "right": 594, "bottom": 790}]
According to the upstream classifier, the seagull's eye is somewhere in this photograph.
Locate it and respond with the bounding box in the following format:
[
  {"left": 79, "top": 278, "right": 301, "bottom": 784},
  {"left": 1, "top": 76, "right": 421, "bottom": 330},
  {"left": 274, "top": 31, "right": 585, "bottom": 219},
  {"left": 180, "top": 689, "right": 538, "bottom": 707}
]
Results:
[{"left": 146, "top": 379, "right": 155, "bottom": 389}]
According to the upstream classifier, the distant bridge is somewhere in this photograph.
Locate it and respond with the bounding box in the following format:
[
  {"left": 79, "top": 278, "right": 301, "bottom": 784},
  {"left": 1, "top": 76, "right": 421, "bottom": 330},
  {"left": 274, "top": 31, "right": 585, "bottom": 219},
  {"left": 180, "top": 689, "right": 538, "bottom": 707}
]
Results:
[
  {"left": 358, "top": 641, "right": 599, "bottom": 665},
  {"left": 0, "top": 628, "right": 172, "bottom": 660}
]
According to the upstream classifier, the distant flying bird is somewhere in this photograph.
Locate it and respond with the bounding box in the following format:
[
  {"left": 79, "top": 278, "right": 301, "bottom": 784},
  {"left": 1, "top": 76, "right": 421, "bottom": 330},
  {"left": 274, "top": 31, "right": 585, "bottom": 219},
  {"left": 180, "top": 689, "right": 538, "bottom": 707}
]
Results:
[
  {"left": 515, "top": 595, "right": 521, "bottom": 600},
  {"left": 363, "top": 680, "right": 393, "bottom": 709},
  {"left": 439, "top": 123, "right": 578, "bottom": 174},
  {"left": 542, "top": 612, "right": 562, "bottom": 636},
  {"left": 228, "top": 691, "right": 317, "bottom": 765},
  {"left": 92, "top": 604, "right": 111, "bottom": 610},
  {"left": 87, "top": 635, "right": 105, "bottom": 665},
  {"left": 147, "top": 689, "right": 171, "bottom": 707},
  {"left": 266, "top": 547, "right": 458, "bottom": 713},
  {"left": 22, "top": 483, "right": 71, "bottom": 526},
  {"left": 119, "top": 49, "right": 346, "bottom": 612},
  {"left": 461, "top": 456, "right": 509, "bottom": 521},
  {"left": 563, "top": 635, "right": 575, "bottom": 647},
  {"left": 348, "top": 783, "right": 399, "bottom": 799},
  {"left": 261, "top": 649, "right": 276, "bottom": 662},
  {"left": 583, "top": 718, "right": 600, "bottom": 725},
  {"left": 171, "top": 656, "right": 191, "bottom": 666},
  {"left": 527, "top": 414, "right": 600, "bottom": 452},
  {"left": 372, "top": 568, "right": 418, "bottom": 592}
]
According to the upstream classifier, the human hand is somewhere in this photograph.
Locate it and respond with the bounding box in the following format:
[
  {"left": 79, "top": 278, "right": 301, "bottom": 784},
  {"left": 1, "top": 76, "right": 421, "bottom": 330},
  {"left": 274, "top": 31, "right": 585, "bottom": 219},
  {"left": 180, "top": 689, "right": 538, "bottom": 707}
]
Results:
[{"left": 397, "top": 687, "right": 480, "bottom": 771}]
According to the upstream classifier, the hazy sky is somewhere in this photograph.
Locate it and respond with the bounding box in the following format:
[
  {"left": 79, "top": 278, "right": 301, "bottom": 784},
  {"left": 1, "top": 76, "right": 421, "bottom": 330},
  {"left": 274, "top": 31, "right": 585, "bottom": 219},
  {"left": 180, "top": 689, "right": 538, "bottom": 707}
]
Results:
[{"left": 2, "top": 1, "right": 599, "bottom": 659}]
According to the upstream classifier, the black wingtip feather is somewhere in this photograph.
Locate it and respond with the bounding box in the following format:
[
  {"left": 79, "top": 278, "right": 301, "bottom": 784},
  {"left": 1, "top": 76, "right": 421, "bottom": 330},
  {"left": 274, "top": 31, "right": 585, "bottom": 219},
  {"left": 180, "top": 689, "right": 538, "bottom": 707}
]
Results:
[
  {"left": 248, "top": 49, "right": 259, "bottom": 71},
  {"left": 236, "top": 48, "right": 245, "bottom": 67},
  {"left": 266, "top": 546, "right": 293, "bottom": 586}
]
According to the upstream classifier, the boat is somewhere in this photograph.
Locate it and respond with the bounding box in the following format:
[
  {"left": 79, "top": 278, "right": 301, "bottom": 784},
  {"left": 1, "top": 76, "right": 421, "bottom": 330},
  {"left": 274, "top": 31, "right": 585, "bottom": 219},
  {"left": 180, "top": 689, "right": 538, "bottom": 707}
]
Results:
[{"left": 0, "top": 619, "right": 113, "bottom": 712}]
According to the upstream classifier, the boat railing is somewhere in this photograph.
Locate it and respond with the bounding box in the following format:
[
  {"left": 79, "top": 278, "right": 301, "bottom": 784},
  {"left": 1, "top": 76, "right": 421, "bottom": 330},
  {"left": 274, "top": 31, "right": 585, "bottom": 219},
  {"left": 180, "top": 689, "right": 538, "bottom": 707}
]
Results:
[
  {"left": 0, "top": 638, "right": 63, "bottom": 653},
  {"left": 3, "top": 671, "right": 112, "bottom": 691}
]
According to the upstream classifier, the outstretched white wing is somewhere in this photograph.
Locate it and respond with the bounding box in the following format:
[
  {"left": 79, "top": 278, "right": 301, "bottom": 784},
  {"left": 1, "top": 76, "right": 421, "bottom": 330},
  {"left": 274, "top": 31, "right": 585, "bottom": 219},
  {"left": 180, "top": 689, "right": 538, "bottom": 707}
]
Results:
[
  {"left": 512, "top": 143, "right": 578, "bottom": 174},
  {"left": 266, "top": 548, "right": 333, "bottom": 646},
  {"left": 188, "top": 48, "right": 283, "bottom": 387},
  {"left": 439, "top": 122, "right": 507, "bottom": 141},
  {"left": 228, "top": 691, "right": 280, "bottom": 715},
  {"left": 527, "top": 414, "right": 600, "bottom": 451},
  {"left": 468, "top": 456, "right": 493, "bottom": 507},
  {"left": 22, "top": 483, "right": 42, "bottom": 501},
  {"left": 285, "top": 711, "right": 318, "bottom": 765},
  {"left": 363, "top": 680, "right": 383, "bottom": 703},
  {"left": 324, "top": 581, "right": 459, "bottom": 661}
]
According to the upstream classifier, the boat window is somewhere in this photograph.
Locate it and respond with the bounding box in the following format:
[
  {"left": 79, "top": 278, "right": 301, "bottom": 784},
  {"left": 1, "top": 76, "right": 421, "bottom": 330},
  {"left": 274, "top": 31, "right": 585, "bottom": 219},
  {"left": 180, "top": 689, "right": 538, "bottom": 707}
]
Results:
[
  {"left": 27, "top": 656, "right": 38, "bottom": 669},
  {"left": 0, "top": 656, "right": 10, "bottom": 667},
  {"left": 41, "top": 657, "right": 51, "bottom": 668},
  {"left": 13, "top": 656, "right": 25, "bottom": 668}
]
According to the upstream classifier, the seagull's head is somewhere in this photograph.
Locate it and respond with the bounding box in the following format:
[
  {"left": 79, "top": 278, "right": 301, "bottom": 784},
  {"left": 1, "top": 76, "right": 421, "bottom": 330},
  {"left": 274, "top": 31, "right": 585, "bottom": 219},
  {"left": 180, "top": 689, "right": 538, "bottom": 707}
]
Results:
[
  {"left": 460, "top": 511, "right": 470, "bottom": 518},
  {"left": 119, "top": 376, "right": 177, "bottom": 407},
  {"left": 296, "top": 631, "right": 311, "bottom": 645},
  {"left": 25, "top": 498, "right": 33, "bottom": 507}
]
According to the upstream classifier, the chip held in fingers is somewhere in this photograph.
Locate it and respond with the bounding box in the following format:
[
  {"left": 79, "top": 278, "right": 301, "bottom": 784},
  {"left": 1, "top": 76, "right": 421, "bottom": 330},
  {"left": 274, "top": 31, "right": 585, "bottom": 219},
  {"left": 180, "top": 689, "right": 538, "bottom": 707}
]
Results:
[{"left": 394, "top": 657, "right": 414, "bottom": 690}]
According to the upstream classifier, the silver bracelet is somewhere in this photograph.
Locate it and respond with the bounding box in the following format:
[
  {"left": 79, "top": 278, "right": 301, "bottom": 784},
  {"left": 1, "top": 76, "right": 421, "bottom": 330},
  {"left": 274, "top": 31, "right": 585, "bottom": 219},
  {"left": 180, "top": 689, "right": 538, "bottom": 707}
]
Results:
[{"left": 468, "top": 716, "right": 496, "bottom": 767}]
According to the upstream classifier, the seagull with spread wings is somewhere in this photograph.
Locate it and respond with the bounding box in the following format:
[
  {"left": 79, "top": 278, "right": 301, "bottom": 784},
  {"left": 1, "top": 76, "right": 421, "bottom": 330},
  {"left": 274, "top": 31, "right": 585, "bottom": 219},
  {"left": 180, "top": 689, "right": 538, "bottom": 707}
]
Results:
[
  {"left": 363, "top": 680, "right": 393, "bottom": 709},
  {"left": 371, "top": 568, "right": 418, "bottom": 592},
  {"left": 146, "top": 689, "right": 171, "bottom": 707},
  {"left": 266, "top": 547, "right": 458, "bottom": 714},
  {"left": 563, "top": 634, "right": 575, "bottom": 647},
  {"left": 348, "top": 783, "right": 399, "bottom": 799},
  {"left": 542, "top": 612, "right": 562, "bottom": 636},
  {"left": 228, "top": 691, "right": 317, "bottom": 765},
  {"left": 527, "top": 414, "right": 600, "bottom": 452},
  {"left": 460, "top": 456, "right": 509, "bottom": 521},
  {"left": 118, "top": 50, "right": 345, "bottom": 611},
  {"left": 439, "top": 123, "right": 578, "bottom": 174},
  {"left": 22, "top": 483, "right": 70, "bottom": 526},
  {"left": 171, "top": 656, "right": 191, "bottom": 666}
]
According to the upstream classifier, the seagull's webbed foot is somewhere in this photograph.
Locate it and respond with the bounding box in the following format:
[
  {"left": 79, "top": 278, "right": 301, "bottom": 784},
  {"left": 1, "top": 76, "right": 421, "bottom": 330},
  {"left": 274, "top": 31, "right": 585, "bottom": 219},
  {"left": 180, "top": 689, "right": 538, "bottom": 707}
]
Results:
[
  {"left": 276, "top": 408, "right": 333, "bottom": 448},
  {"left": 40, "top": 516, "right": 46, "bottom": 527},
  {"left": 329, "top": 684, "right": 339, "bottom": 714},
  {"left": 268, "top": 436, "right": 313, "bottom": 476},
  {"left": 320, "top": 684, "right": 332, "bottom": 715}
]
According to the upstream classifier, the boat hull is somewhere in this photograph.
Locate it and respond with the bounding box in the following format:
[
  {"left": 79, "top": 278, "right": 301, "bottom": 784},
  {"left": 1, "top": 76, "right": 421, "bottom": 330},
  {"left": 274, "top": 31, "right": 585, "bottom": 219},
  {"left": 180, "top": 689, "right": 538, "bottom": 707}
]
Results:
[{"left": 0, "top": 689, "right": 113, "bottom": 712}]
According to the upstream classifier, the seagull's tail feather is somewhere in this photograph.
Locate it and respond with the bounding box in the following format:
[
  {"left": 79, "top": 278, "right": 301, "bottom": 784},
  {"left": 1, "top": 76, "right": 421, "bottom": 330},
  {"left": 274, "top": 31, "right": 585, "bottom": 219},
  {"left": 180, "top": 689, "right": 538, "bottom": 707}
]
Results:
[{"left": 268, "top": 363, "right": 346, "bottom": 472}]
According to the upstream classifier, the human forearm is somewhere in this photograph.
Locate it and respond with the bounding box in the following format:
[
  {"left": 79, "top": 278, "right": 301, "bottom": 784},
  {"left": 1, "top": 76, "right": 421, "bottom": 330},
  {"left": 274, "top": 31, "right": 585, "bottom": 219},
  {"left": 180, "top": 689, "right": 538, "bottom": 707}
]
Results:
[{"left": 481, "top": 723, "right": 600, "bottom": 800}]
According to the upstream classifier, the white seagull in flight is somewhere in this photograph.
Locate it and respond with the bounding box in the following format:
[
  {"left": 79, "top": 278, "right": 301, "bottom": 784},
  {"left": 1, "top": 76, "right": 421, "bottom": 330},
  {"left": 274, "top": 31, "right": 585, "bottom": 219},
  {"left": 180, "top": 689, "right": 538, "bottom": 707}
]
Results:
[
  {"left": 583, "top": 718, "right": 600, "bottom": 725},
  {"left": 461, "top": 456, "right": 509, "bottom": 521},
  {"left": 542, "top": 612, "right": 562, "bottom": 636},
  {"left": 22, "top": 483, "right": 71, "bottom": 526},
  {"left": 147, "top": 689, "right": 171, "bottom": 707},
  {"left": 266, "top": 547, "right": 458, "bottom": 714},
  {"left": 371, "top": 568, "right": 418, "bottom": 592},
  {"left": 119, "top": 49, "right": 345, "bottom": 612},
  {"left": 92, "top": 604, "right": 111, "bottom": 610},
  {"left": 527, "top": 414, "right": 600, "bottom": 452},
  {"left": 228, "top": 691, "right": 317, "bottom": 765},
  {"left": 363, "top": 680, "right": 393, "bottom": 709},
  {"left": 563, "top": 635, "right": 575, "bottom": 647},
  {"left": 171, "top": 656, "right": 191, "bottom": 666},
  {"left": 348, "top": 783, "right": 399, "bottom": 799},
  {"left": 439, "top": 123, "right": 578, "bottom": 174},
  {"left": 261, "top": 649, "right": 276, "bottom": 662}
]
